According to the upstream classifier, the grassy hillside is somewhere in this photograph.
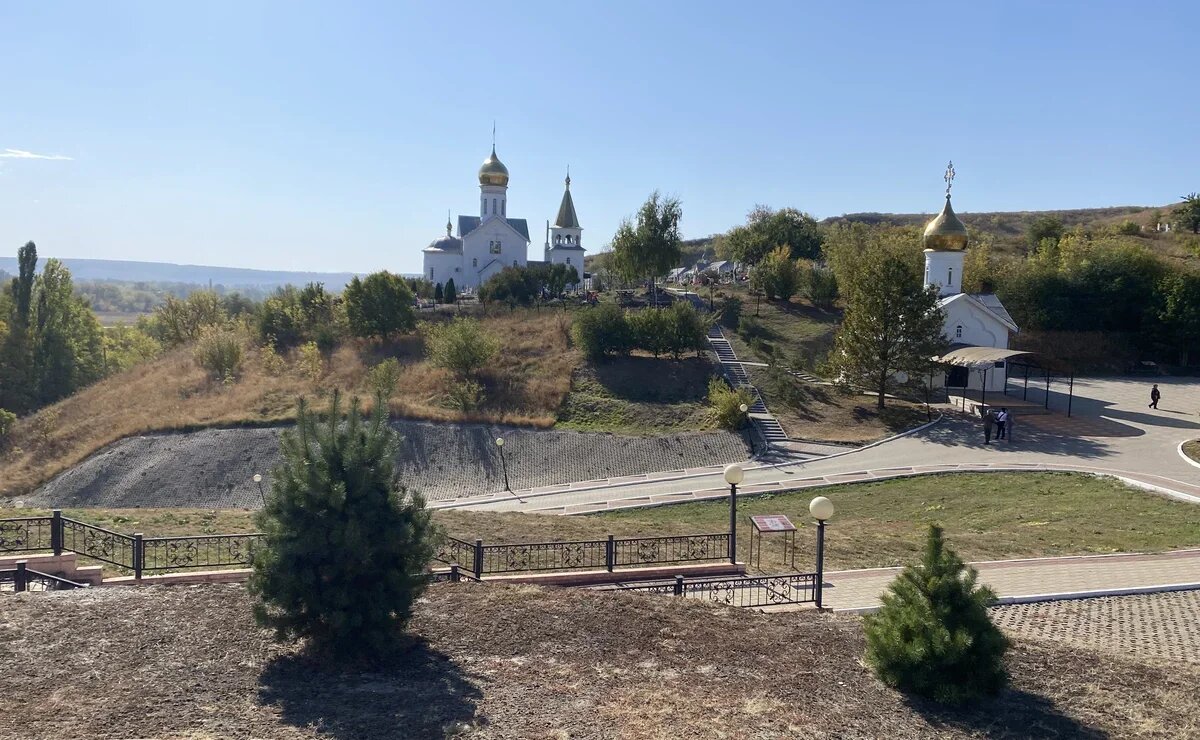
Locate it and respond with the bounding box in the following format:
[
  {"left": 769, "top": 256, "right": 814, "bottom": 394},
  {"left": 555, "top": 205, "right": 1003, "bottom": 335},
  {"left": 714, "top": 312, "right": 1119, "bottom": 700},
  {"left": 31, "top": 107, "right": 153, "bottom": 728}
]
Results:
[{"left": 0, "top": 309, "right": 578, "bottom": 497}]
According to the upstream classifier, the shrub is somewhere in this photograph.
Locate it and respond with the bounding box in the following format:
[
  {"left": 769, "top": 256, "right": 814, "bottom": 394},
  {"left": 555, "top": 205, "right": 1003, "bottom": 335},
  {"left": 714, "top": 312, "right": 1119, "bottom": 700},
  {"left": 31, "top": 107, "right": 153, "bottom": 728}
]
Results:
[
  {"left": 444, "top": 278, "right": 457, "bottom": 305},
  {"left": 445, "top": 378, "right": 484, "bottom": 411},
  {"left": 1116, "top": 220, "right": 1142, "bottom": 236},
  {"left": 434, "top": 283, "right": 444, "bottom": 304},
  {"left": 368, "top": 358, "right": 403, "bottom": 399},
  {"left": 708, "top": 377, "right": 753, "bottom": 430},
  {"left": 572, "top": 303, "right": 632, "bottom": 361},
  {"left": 193, "top": 326, "right": 244, "bottom": 381},
  {"left": 297, "top": 341, "right": 324, "bottom": 381},
  {"left": 259, "top": 340, "right": 287, "bottom": 376},
  {"left": 628, "top": 308, "right": 670, "bottom": 358},
  {"left": 807, "top": 265, "right": 839, "bottom": 308},
  {"left": 864, "top": 525, "right": 1009, "bottom": 705},
  {"left": 479, "top": 267, "right": 539, "bottom": 307},
  {"left": 0, "top": 408, "right": 16, "bottom": 444},
  {"left": 425, "top": 318, "right": 498, "bottom": 379},
  {"left": 750, "top": 246, "right": 801, "bottom": 301},
  {"left": 344, "top": 271, "right": 416, "bottom": 341},
  {"left": 718, "top": 296, "right": 742, "bottom": 330},
  {"left": 249, "top": 393, "right": 438, "bottom": 660},
  {"left": 663, "top": 301, "right": 709, "bottom": 359}
]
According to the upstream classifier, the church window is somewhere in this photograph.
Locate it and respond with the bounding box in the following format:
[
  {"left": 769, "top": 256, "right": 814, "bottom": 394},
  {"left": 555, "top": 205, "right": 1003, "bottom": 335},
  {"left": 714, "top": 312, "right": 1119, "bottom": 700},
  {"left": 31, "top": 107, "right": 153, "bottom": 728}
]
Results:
[
  {"left": 513, "top": 260, "right": 518, "bottom": 267},
  {"left": 490, "top": 241, "right": 502, "bottom": 254},
  {"left": 955, "top": 325, "right": 963, "bottom": 339},
  {"left": 492, "top": 198, "right": 496, "bottom": 214},
  {"left": 566, "top": 257, "right": 571, "bottom": 265},
  {"left": 555, "top": 235, "right": 561, "bottom": 244},
  {"left": 429, "top": 268, "right": 434, "bottom": 280},
  {"left": 501, "top": 200, "right": 505, "bottom": 216},
  {"left": 948, "top": 267, "right": 954, "bottom": 285},
  {"left": 472, "top": 257, "right": 478, "bottom": 268}
]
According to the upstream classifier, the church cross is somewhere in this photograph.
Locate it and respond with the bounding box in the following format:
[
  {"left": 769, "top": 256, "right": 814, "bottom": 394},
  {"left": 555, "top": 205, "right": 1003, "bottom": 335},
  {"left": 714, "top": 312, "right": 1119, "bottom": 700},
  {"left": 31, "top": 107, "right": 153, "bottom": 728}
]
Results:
[{"left": 944, "top": 161, "right": 956, "bottom": 197}]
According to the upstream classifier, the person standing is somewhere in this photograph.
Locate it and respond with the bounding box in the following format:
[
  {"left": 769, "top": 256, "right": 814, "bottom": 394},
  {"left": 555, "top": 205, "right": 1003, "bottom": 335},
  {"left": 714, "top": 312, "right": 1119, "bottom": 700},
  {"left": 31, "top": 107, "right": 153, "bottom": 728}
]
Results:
[
  {"left": 983, "top": 408, "right": 994, "bottom": 445},
  {"left": 996, "top": 408, "right": 1009, "bottom": 440},
  {"left": 1149, "top": 384, "right": 1161, "bottom": 409}
]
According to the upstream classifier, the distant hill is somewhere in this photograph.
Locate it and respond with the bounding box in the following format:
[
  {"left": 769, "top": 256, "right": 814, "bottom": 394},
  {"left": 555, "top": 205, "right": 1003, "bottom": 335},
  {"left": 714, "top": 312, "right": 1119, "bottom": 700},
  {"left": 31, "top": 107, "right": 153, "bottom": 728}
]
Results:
[
  {"left": 0, "top": 257, "right": 370, "bottom": 290},
  {"left": 825, "top": 205, "right": 1167, "bottom": 237}
]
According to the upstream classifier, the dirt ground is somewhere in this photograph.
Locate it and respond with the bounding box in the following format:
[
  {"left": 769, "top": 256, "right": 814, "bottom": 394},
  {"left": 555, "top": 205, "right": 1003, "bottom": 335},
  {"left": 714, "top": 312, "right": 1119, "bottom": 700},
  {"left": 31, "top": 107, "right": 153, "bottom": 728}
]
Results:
[{"left": 1, "top": 583, "right": 1197, "bottom": 739}]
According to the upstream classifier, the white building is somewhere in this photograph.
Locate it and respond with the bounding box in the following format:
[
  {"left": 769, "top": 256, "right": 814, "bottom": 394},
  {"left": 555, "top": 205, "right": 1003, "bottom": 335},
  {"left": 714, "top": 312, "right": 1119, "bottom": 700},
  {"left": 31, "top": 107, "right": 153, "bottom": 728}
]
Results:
[
  {"left": 422, "top": 148, "right": 584, "bottom": 291},
  {"left": 922, "top": 167, "right": 1019, "bottom": 393}
]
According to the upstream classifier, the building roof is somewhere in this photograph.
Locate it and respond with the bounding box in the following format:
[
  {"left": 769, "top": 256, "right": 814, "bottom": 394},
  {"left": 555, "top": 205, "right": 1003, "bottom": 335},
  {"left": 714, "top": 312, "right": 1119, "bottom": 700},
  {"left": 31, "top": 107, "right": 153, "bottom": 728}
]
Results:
[
  {"left": 458, "top": 215, "right": 530, "bottom": 242},
  {"left": 935, "top": 346, "right": 1031, "bottom": 367},
  {"left": 548, "top": 241, "right": 585, "bottom": 251},
  {"left": 938, "top": 292, "right": 1020, "bottom": 334},
  {"left": 554, "top": 174, "right": 580, "bottom": 228},
  {"left": 422, "top": 234, "right": 463, "bottom": 254},
  {"left": 971, "top": 293, "right": 1017, "bottom": 329},
  {"left": 710, "top": 260, "right": 731, "bottom": 271}
]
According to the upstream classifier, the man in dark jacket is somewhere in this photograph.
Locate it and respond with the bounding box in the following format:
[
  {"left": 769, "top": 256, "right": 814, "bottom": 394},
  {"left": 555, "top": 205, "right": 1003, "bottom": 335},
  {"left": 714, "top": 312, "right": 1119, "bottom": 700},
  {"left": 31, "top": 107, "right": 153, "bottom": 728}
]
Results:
[{"left": 1149, "top": 384, "right": 1161, "bottom": 409}]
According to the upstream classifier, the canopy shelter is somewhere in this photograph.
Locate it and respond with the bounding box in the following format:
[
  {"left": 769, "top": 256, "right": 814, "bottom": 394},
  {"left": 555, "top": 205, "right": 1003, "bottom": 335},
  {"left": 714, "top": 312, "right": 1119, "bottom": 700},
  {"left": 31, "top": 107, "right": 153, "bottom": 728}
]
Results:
[{"left": 932, "top": 347, "right": 1078, "bottom": 417}]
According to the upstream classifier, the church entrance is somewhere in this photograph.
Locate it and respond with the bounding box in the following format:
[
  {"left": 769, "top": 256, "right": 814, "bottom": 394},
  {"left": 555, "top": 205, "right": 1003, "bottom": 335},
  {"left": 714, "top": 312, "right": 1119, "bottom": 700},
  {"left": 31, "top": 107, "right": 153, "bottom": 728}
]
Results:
[{"left": 946, "top": 366, "right": 969, "bottom": 388}]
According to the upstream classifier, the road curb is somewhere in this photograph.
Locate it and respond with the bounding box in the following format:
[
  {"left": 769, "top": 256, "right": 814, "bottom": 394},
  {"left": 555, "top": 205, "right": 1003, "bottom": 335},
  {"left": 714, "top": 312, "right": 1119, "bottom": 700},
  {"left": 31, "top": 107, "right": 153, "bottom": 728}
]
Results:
[
  {"left": 834, "top": 582, "right": 1200, "bottom": 615},
  {"left": 1177, "top": 440, "right": 1200, "bottom": 471}
]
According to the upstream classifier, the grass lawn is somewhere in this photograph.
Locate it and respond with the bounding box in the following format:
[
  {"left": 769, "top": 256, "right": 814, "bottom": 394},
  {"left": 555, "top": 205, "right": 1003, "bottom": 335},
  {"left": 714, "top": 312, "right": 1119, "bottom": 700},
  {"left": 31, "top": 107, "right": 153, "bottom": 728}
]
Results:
[
  {"left": 12, "top": 472, "right": 1200, "bottom": 574},
  {"left": 716, "top": 282, "right": 841, "bottom": 370},
  {"left": 554, "top": 354, "right": 719, "bottom": 435},
  {"left": 1183, "top": 440, "right": 1200, "bottom": 464}
]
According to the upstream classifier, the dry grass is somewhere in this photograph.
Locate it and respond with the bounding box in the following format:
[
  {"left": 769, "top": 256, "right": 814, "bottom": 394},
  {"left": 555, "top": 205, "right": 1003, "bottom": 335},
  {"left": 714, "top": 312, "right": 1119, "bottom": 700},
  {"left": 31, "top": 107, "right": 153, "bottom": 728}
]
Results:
[
  {"left": 1, "top": 583, "right": 1197, "bottom": 738},
  {"left": 1183, "top": 440, "right": 1200, "bottom": 464},
  {"left": 0, "top": 309, "right": 578, "bottom": 497}
]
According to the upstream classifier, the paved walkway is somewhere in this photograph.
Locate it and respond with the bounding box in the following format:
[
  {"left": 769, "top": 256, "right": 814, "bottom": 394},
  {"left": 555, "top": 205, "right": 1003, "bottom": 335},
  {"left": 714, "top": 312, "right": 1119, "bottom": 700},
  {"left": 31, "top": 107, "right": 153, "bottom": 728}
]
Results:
[
  {"left": 824, "top": 549, "right": 1200, "bottom": 612},
  {"left": 432, "top": 376, "right": 1200, "bottom": 513}
]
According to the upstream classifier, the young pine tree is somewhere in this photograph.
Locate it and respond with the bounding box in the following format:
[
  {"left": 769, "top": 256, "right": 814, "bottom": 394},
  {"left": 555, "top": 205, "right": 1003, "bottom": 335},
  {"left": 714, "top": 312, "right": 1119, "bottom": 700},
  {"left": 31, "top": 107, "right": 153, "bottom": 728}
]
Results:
[
  {"left": 864, "top": 525, "right": 1009, "bottom": 705},
  {"left": 434, "top": 282, "right": 444, "bottom": 304},
  {"left": 249, "top": 392, "right": 438, "bottom": 659},
  {"left": 444, "top": 278, "right": 457, "bottom": 305}
]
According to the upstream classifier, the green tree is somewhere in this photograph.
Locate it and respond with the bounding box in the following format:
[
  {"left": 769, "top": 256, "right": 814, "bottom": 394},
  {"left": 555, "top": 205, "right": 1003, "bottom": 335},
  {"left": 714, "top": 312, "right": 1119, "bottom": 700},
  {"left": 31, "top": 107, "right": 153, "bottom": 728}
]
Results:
[
  {"left": 611, "top": 192, "right": 682, "bottom": 307},
  {"left": 663, "top": 301, "right": 708, "bottom": 360},
  {"left": 104, "top": 325, "right": 162, "bottom": 373},
  {"left": 806, "top": 264, "right": 839, "bottom": 308},
  {"left": 1156, "top": 271, "right": 1200, "bottom": 366},
  {"left": 0, "top": 242, "right": 39, "bottom": 412},
  {"left": 1026, "top": 215, "right": 1064, "bottom": 249},
  {"left": 828, "top": 252, "right": 946, "bottom": 408},
  {"left": 749, "top": 246, "right": 801, "bottom": 301},
  {"left": 433, "top": 282, "right": 444, "bottom": 304},
  {"left": 864, "top": 525, "right": 1009, "bottom": 705},
  {"left": 479, "top": 266, "right": 538, "bottom": 308},
  {"left": 249, "top": 393, "right": 438, "bottom": 659},
  {"left": 707, "top": 377, "right": 753, "bottom": 431},
  {"left": 628, "top": 307, "right": 670, "bottom": 358},
  {"left": 720, "top": 205, "right": 823, "bottom": 264},
  {"left": 344, "top": 271, "right": 415, "bottom": 341},
  {"left": 425, "top": 317, "right": 498, "bottom": 378},
  {"left": 33, "top": 259, "right": 106, "bottom": 404},
  {"left": 444, "top": 278, "right": 457, "bottom": 305},
  {"left": 145, "top": 291, "right": 226, "bottom": 347},
  {"left": 572, "top": 303, "right": 632, "bottom": 360},
  {"left": 1178, "top": 193, "right": 1200, "bottom": 234}
]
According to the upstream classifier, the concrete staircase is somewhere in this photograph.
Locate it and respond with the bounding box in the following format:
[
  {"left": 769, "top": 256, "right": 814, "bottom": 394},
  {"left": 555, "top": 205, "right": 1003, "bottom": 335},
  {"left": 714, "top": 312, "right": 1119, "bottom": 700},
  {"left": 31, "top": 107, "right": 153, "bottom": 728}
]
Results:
[
  {"left": 707, "top": 325, "right": 790, "bottom": 449},
  {"left": 0, "top": 552, "right": 104, "bottom": 588}
]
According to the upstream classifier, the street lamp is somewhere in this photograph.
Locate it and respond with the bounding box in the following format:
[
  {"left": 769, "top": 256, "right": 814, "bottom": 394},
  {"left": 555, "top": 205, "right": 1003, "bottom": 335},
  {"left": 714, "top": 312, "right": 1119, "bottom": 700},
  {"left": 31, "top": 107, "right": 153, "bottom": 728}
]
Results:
[
  {"left": 809, "top": 496, "right": 835, "bottom": 609},
  {"left": 495, "top": 437, "right": 511, "bottom": 491},
  {"left": 739, "top": 403, "right": 753, "bottom": 454},
  {"left": 724, "top": 463, "right": 744, "bottom": 564},
  {"left": 253, "top": 473, "right": 266, "bottom": 507}
]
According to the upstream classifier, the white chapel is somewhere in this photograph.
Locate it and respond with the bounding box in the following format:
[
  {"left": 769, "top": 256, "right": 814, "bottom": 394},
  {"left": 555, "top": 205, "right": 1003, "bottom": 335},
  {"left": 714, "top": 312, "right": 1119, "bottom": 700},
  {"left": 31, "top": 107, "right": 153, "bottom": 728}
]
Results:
[
  {"left": 422, "top": 146, "right": 585, "bottom": 291},
  {"left": 923, "top": 163, "right": 1019, "bottom": 393}
]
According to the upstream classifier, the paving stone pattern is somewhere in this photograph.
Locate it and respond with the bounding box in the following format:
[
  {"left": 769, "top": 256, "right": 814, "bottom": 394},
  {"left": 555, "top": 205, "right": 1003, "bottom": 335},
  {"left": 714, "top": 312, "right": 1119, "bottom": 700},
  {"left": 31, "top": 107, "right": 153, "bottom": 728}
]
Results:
[
  {"left": 28, "top": 421, "right": 750, "bottom": 509},
  {"left": 992, "top": 590, "right": 1200, "bottom": 664}
]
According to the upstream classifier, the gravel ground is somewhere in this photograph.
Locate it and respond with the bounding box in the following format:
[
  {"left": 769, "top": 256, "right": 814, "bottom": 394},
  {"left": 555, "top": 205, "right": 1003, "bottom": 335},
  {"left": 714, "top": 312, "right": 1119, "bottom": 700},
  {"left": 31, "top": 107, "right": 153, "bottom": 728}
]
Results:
[
  {"left": 25, "top": 421, "right": 750, "bottom": 509},
  {"left": 993, "top": 589, "right": 1200, "bottom": 664},
  {"left": 1, "top": 584, "right": 1198, "bottom": 739}
]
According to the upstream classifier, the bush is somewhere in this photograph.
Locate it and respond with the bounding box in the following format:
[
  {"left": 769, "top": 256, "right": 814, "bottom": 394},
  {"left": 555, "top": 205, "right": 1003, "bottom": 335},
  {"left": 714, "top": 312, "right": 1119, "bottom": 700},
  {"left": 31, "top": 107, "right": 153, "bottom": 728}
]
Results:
[
  {"left": 663, "top": 301, "right": 709, "bottom": 359},
  {"left": 434, "top": 283, "right": 444, "bottom": 304},
  {"left": 572, "top": 303, "right": 633, "bottom": 360},
  {"left": 750, "top": 246, "right": 801, "bottom": 301},
  {"left": 1117, "top": 220, "right": 1142, "bottom": 236},
  {"left": 445, "top": 378, "right": 484, "bottom": 411},
  {"left": 249, "top": 393, "right": 438, "bottom": 660},
  {"left": 864, "top": 525, "right": 1009, "bottom": 705},
  {"left": 344, "top": 271, "right": 416, "bottom": 340},
  {"left": 193, "top": 326, "right": 244, "bottom": 381},
  {"left": 368, "top": 358, "right": 403, "bottom": 398},
  {"left": 628, "top": 308, "right": 670, "bottom": 358},
  {"left": 0, "top": 408, "right": 16, "bottom": 444},
  {"left": 479, "top": 267, "right": 539, "bottom": 307},
  {"left": 297, "top": 341, "right": 324, "bottom": 381},
  {"left": 807, "top": 265, "right": 839, "bottom": 308},
  {"left": 718, "top": 295, "right": 742, "bottom": 330},
  {"left": 259, "top": 341, "right": 287, "bottom": 376},
  {"left": 444, "top": 278, "right": 457, "bottom": 305},
  {"left": 708, "top": 377, "right": 753, "bottom": 430},
  {"left": 425, "top": 318, "right": 498, "bottom": 379}
]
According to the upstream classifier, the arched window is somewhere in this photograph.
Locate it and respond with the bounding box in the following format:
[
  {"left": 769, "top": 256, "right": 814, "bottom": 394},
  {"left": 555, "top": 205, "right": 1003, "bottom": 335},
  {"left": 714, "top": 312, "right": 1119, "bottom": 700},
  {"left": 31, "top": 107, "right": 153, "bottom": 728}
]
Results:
[
  {"left": 472, "top": 257, "right": 477, "bottom": 268},
  {"left": 566, "top": 257, "right": 571, "bottom": 265},
  {"left": 492, "top": 198, "right": 496, "bottom": 214},
  {"left": 955, "top": 325, "right": 963, "bottom": 339},
  {"left": 429, "top": 268, "right": 434, "bottom": 280},
  {"left": 948, "top": 267, "right": 954, "bottom": 286}
]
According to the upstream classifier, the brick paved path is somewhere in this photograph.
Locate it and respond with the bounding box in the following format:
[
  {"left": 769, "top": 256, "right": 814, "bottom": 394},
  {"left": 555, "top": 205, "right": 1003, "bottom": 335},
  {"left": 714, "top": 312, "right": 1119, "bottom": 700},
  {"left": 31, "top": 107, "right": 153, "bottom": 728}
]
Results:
[
  {"left": 824, "top": 550, "right": 1200, "bottom": 611},
  {"left": 992, "top": 590, "right": 1200, "bottom": 664}
]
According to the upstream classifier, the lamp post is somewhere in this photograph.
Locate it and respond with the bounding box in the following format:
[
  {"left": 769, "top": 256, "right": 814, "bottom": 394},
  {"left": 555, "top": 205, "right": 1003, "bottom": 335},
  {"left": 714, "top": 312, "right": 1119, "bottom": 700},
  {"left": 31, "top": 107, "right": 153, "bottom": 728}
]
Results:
[
  {"left": 724, "top": 463, "right": 744, "bottom": 564},
  {"left": 495, "top": 437, "right": 510, "bottom": 491},
  {"left": 809, "top": 496, "right": 835, "bottom": 609},
  {"left": 253, "top": 474, "right": 266, "bottom": 507},
  {"left": 739, "top": 403, "right": 753, "bottom": 454}
]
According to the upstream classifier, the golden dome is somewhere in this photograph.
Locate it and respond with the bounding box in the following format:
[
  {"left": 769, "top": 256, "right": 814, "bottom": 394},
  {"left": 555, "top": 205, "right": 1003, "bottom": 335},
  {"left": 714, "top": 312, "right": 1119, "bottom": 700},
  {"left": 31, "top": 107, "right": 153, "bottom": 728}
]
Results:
[
  {"left": 478, "top": 147, "right": 509, "bottom": 187},
  {"left": 923, "top": 196, "right": 969, "bottom": 251}
]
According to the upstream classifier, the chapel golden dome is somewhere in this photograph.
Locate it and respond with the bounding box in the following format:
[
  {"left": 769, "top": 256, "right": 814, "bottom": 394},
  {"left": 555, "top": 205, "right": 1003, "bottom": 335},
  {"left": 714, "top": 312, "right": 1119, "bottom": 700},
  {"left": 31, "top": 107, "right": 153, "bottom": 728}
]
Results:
[
  {"left": 478, "top": 147, "right": 510, "bottom": 187},
  {"left": 922, "top": 195, "right": 969, "bottom": 251}
]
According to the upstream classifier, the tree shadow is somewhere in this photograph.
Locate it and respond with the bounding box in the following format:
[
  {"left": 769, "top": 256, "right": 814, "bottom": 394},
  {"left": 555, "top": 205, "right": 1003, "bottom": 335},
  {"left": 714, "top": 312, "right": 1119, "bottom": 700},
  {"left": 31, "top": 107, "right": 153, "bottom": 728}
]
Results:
[
  {"left": 918, "top": 413, "right": 1114, "bottom": 459},
  {"left": 590, "top": 355, "right": 713, "bottom": 403},
  {"left": 908, "top": 688, "right": 1106, "bottom": 739},
  {"left": 258, "top": 638, "right": 483, "bottom": 739}
]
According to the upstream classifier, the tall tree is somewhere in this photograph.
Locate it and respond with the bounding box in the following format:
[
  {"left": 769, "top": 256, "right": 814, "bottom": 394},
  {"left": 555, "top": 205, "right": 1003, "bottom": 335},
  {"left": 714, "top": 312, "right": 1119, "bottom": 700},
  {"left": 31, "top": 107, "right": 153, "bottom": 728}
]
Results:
[
  {"left": 249, "top": 393, "right": 437, "bottom": 659},
  {"left": 1178, "top": 193, "right": 1200, "bottom": 234},
  {"left": 828, "top": 252, "right": 946, "bottom": 408},
  {"left": 1156, "top": 271, "right": 1200, "bottom": 366},
  {"left": 611, "top": 192, "right": 682, "bottom": 308},
  {"left": 344, "top": 271, "right": 415, "bottom": 340},
  {"left": 444, "top": 277, "right": 457, "bottom": 305},
  {"left": 720, "top": 206, "right": 823, "bottom": 264}
]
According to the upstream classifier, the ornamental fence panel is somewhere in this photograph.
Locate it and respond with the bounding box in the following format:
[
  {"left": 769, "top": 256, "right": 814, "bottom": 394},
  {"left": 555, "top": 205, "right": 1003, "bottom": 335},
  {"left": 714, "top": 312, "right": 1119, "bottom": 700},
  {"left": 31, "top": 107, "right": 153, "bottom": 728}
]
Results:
[
  {"left": 60, "top": 517, "right": 137, "bottom": 571},
  {"left": 0, "top": 517, "right": 54, "bottom": 553},
  {"left": 141, "top": 533, "right": 264, "bottom": 572},
  {"left": 616, "top": 572, "right": 818, "bottom": 609}
]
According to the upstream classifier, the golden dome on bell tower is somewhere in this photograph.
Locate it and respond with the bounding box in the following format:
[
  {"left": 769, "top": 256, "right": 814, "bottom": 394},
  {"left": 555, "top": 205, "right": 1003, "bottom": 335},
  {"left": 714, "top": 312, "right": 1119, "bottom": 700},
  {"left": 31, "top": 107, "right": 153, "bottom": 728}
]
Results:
[
  {"left": 922, "top": 161, "right": 969, "bottom": 251},
  {"left": 478, "top": 146, "right": 509, "bottom": 187}
]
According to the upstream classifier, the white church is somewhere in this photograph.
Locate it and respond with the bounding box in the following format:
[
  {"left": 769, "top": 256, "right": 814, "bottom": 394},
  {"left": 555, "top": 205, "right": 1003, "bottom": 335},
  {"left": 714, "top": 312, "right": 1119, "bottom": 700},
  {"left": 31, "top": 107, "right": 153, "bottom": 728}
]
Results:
[
  {"left": 422, "top": 146, "right": 585, "bottom": 291},
  {"left": 923, "top": 164, "right": 1020, "bottom": 393}
]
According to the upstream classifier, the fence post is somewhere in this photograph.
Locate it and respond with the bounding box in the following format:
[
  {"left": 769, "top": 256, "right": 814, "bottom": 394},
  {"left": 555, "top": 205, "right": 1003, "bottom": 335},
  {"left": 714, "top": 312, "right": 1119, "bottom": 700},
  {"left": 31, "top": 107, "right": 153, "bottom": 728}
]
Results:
[
  {"left": 133, "top": 533, "right": 144, "bottom": 581},
  {"left": 606, "top": 535, "right": 615, "bottom": 573},
  {"left": 473, "top": 539, "right": 483, "bottom": 579},
  {"left": 674, "top": 575, "right": 684, "bottom": 596},
  {"left": 450, "top": 564, "right": 460, "bottom": 583},
  {"left": 815, "top": 521, "right": 826, "bottom": 610},
  {"left": 15, "top": 560, "right": 27, "bottom": 592},
  {"left": 51, "top": 510, "right": 63, "bottom": 556}
]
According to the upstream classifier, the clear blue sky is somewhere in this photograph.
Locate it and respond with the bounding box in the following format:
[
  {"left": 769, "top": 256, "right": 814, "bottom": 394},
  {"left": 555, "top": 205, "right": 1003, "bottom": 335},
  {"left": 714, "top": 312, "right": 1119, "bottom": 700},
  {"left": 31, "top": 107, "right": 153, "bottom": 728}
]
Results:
[{"left": 1, "top": 1, "right": 1196, "bottom": 274}]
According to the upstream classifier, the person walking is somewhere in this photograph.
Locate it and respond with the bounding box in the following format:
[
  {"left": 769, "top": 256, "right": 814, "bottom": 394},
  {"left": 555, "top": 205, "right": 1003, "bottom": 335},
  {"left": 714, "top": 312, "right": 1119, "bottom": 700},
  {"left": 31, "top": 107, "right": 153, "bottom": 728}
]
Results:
[
  {"left": 1149, "top": 384, "right": 1161, "bottom": 409},
  {"left": 996, "top": 408, "right": 1009, "bottom": 440},
  {"left": 983, "top": 408, "right": 994, "bottom": 445}
]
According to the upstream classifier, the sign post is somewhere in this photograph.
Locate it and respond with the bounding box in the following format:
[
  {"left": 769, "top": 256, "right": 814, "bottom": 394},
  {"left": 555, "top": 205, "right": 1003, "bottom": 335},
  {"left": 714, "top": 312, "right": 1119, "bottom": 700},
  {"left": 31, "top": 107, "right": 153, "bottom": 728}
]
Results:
[{"left": 748, "top": 514, "right": 797, "bottom": 571}]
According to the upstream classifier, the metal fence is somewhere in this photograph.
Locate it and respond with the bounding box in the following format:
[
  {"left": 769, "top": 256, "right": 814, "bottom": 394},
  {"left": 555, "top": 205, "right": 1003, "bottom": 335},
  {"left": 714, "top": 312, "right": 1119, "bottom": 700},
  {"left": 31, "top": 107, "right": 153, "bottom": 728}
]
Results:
[
  {"left": 434, "top": 533, "right": 731, "bottom": 578},
  {"left": 614, "top": 572, "right": 819, "bottom": 609},
  {"left": 0, "top": 516, "right": 54, "bottom": 553},
  {"left": 0, "top": 561, "right": 87, "bottom": 592}
]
